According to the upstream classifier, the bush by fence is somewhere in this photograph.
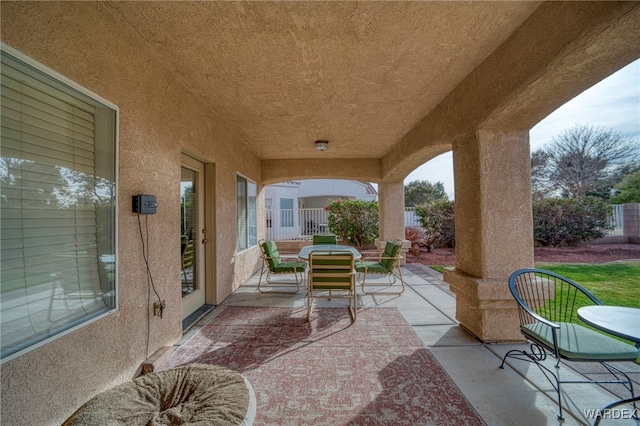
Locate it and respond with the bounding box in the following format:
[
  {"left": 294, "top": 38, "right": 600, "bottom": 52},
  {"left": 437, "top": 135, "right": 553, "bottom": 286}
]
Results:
[{"left": 533, "top": 197, "right": 612, "bottom": 247}]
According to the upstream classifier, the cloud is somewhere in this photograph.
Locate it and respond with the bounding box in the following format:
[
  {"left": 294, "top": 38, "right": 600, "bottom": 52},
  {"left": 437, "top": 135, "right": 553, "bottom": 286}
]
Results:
[{"left": 530, "top": 59, "right": 640, "bottom": 150}]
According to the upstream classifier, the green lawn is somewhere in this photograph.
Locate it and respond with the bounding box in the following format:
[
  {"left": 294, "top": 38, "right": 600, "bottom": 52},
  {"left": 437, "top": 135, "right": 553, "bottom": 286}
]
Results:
[
  {"left": 535, "top": 261, "right": 640, "bottom": 309},
  {"left": 430, "top": 261, "right": 640, "bottom": 308},
  {"left": 430, "top": 261, "right": 639, "bottom": 350}
]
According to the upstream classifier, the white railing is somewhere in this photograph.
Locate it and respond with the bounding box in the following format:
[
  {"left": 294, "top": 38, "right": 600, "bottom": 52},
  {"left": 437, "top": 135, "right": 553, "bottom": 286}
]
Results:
[
  {"left": 266, "top": 208, "right": 329, "bottom": 241},
  {"left": 266, "top": 205, "right": 627, "bottom": 241}
]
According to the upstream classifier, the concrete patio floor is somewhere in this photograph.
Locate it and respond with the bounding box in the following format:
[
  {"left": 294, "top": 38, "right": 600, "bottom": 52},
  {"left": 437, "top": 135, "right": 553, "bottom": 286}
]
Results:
[{"left": 178, "top": 264, "right": 640, "bottom": 426}]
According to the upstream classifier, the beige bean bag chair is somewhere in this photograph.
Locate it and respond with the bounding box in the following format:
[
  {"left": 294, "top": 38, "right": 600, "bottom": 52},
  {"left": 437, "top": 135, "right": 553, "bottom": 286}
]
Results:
[{"left": 63, "top": 364, "right": 256, "bottom": 425}]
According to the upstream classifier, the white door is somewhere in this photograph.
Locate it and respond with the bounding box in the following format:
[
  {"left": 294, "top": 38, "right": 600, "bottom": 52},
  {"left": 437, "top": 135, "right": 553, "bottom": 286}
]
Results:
[{"left": 180, "top": 155, "right": 207, "bottom": 320}]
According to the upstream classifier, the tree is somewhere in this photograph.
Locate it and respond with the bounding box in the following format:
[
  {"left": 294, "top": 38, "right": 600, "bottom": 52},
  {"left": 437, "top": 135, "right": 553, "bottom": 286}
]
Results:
[
  {"left": 610, "top": 169, "right": 640, "bottom": 203},
  {"left": 326, "top": 199, "right": 379, "bottom": 249},
  {"left": 415, "top": 200, "right": 455, "bottom": 247},
  {"left": 404, "top": 180, "right": 448, "bottom": 207},
  {"left": 532, "top": 124, "right": 639, "bottom": 199},
  {"left": 530, "top": 149, "right": 553, "bottom": 200}
]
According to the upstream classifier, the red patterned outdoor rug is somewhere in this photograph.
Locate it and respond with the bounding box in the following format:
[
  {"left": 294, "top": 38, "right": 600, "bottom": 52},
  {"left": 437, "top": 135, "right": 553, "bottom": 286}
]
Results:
[{"left": 162, "top": 306, "right": 484, "bottom": 425}]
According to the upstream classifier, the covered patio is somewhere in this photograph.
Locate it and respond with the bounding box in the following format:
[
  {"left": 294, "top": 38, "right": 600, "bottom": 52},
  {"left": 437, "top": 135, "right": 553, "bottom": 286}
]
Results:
[
  {"left": 2, "top": 2, "right": 640, "bottom": 424},
  {"left": 173, "top": 265, "right": 640, "bottom": 425}
]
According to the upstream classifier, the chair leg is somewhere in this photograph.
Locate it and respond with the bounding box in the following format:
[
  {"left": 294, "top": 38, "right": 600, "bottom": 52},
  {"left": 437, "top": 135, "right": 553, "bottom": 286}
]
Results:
[
  {"left": 350, "top": 287, "right": 357, "bottom": 322},
  {"left": 259, "top": 268, "right": 302, "bottom": 294},
  {"left": 359, "top": 270, "right": 367, "bottom": 291},
  {"left": 499, "top": 346, "right": 565, "bottom": 421},
  {"left": 395, "top": 267, "right": 405, "bottom": 294},
  {"left": 257, "top": 264, "right": 267, "bottom": 293},
  {"left": 306, "top": 284, "right": 312, "bottom": 322},
  {"left": 360, "top": 268, "right": 405, "bottom": 295}
]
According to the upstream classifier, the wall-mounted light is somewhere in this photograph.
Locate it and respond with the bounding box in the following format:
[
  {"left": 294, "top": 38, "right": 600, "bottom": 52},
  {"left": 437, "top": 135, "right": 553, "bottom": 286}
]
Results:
[{"left": 315, "top": 140, "right": 329, "bottom": 151}]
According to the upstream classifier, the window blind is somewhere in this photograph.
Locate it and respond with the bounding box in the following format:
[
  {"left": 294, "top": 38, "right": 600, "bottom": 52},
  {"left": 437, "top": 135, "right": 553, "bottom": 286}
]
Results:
[
  {"left": 0, "top": 50, "right": 115, "bottom": 360},
  {"left": 248, "top": 181, "right": 257, "bottom": 246},
  {"left": 236, "top": 176, "right": 247, "bottom": 251}
]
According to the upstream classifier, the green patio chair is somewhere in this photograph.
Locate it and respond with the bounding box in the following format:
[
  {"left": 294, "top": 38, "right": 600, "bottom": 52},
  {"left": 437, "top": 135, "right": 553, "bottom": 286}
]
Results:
[
  {"left": 258, "top": 240, "right": 306, "bottom": 293},
  {"left": 307, "top": 250, "right": 357, "bottom": 322},
  {"left": 500, "top": 268, "right": 638, "bottom": 422},
  {"left": 312, "top": 234, "right": 338, "bottom": 245},
  {"left": 355, "top": 239, "right": 405, "bottom": 294}
]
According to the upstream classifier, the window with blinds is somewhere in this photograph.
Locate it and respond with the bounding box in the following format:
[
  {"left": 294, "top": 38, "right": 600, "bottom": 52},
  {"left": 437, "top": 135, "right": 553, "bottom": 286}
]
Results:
[
  {"left": 0, "top": 46, "right": 117, "bottom": 362},
  {"left": 236, "top": 175, "right": 257, "bottom": 252}
]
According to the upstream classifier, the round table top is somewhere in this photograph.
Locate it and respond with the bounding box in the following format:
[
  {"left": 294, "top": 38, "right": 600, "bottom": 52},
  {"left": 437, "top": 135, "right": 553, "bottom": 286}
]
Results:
[
  {"left": 577, "top": 305, "right": 640, "bottom": 344},
  {"left": 297, "top": 244, "right": 361, "bottom": 260}
]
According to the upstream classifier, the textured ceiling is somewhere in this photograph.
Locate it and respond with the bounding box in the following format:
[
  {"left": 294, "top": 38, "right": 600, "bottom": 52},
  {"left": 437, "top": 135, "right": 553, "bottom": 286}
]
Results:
[{"left": 105, "top": 1, "right": 541, "bottom": 160}]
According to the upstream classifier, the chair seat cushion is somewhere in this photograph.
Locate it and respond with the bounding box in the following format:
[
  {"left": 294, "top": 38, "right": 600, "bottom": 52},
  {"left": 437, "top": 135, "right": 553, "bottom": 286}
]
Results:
[
  {"left": 356, "top": 261, "right": 389, "bottom": 274},
  {"left": 273, "top": 261, "right": 305, "bottom": 273},
  {"left": 522, "top": 322, "right": 640, "bottom": 361},
  {"left": 63, "top": 364, "right": 256, "bottom": 426}
]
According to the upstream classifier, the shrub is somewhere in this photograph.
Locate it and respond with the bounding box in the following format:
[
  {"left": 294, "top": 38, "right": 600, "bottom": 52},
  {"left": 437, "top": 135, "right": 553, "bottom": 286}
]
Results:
[
  {"left": 533, "top": 197, "right": 612, "bottom": 247},
  {"left": 415, "top": 200, "right": 455, "bottom": 247},
  {"left": 326, "top": 199, "right": 379, "bottom": 249}
]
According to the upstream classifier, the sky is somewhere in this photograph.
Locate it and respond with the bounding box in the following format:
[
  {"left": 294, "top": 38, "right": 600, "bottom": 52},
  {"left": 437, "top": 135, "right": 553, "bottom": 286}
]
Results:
[{"left": 404, "top": 58, "right": 640, "bottom": 199}]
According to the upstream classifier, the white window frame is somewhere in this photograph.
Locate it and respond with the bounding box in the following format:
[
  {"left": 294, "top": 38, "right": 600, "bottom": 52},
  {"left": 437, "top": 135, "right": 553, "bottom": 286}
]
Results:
[
  {"left": 0, "top": 43, "right": 119, "bottom": 363},
  {"left": 236, "top": 173, "right": 257, "bottom": 252}
]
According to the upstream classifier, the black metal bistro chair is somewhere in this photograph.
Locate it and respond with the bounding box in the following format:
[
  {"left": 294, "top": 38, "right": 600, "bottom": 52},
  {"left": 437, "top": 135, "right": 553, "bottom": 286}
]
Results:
[{"left": 500, "top": 268, "right": 638, "bottom": 422}]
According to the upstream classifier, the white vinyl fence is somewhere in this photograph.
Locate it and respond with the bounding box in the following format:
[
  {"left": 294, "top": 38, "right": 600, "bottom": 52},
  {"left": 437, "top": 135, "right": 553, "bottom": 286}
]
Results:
[
  {"left": 266, "top": 205, "right": 626, "bottom": 241},
  {"left": 266, "top": 208, "right": 329, "bottom": 241}
]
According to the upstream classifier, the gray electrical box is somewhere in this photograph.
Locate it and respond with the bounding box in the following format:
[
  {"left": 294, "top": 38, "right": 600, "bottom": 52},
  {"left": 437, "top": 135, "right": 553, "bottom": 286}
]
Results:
[{"left": 132, "top": 194, "right": 158, "bottom": 214}]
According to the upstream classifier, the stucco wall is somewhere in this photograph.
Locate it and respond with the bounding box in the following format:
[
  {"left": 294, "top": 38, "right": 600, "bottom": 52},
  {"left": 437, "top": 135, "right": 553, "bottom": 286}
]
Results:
[{"left": 1, "top": 3, "right": 261, "bottom": 425}]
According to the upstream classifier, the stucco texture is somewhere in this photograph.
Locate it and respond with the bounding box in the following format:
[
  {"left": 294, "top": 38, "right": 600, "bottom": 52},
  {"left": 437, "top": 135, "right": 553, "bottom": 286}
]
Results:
[
  {"left": 2, "top": 1, "right": 640, "bottom": 424},
  {"left": 1, "top": 3, "right": 260, "bottom": 425}
]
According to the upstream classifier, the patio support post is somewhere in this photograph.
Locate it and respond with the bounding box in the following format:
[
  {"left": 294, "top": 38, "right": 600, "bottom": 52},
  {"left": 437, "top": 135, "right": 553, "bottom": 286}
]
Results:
[
  {"left": 444, "top": 129, "right": 534, "bottom": 342},
  {"left": 377, "top": 181, "right": 410, "bottom": 263}
]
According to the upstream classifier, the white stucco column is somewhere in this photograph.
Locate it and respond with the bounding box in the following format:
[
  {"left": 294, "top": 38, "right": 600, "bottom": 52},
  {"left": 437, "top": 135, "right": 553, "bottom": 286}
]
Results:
[
  {"left": 377, "top": 181, "right": 410, "bottom": 261},
  {"left": 444, "top": 129, "right": 534, "bottom": 342}
]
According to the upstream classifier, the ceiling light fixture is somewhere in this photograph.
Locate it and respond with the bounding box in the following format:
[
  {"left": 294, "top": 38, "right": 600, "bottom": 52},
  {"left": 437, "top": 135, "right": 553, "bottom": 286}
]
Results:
[{"left": 315, "top": 140, "right": 329, "bottom": 151}]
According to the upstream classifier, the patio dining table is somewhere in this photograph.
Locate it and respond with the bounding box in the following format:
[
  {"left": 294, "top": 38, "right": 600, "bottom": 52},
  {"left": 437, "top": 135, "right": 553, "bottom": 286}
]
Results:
[
  {"left": 297, "top": 244, "right": 361, "bottom": 261},
  {"left": 576, "top": 305, "right": 640, "bottom": 426}
]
